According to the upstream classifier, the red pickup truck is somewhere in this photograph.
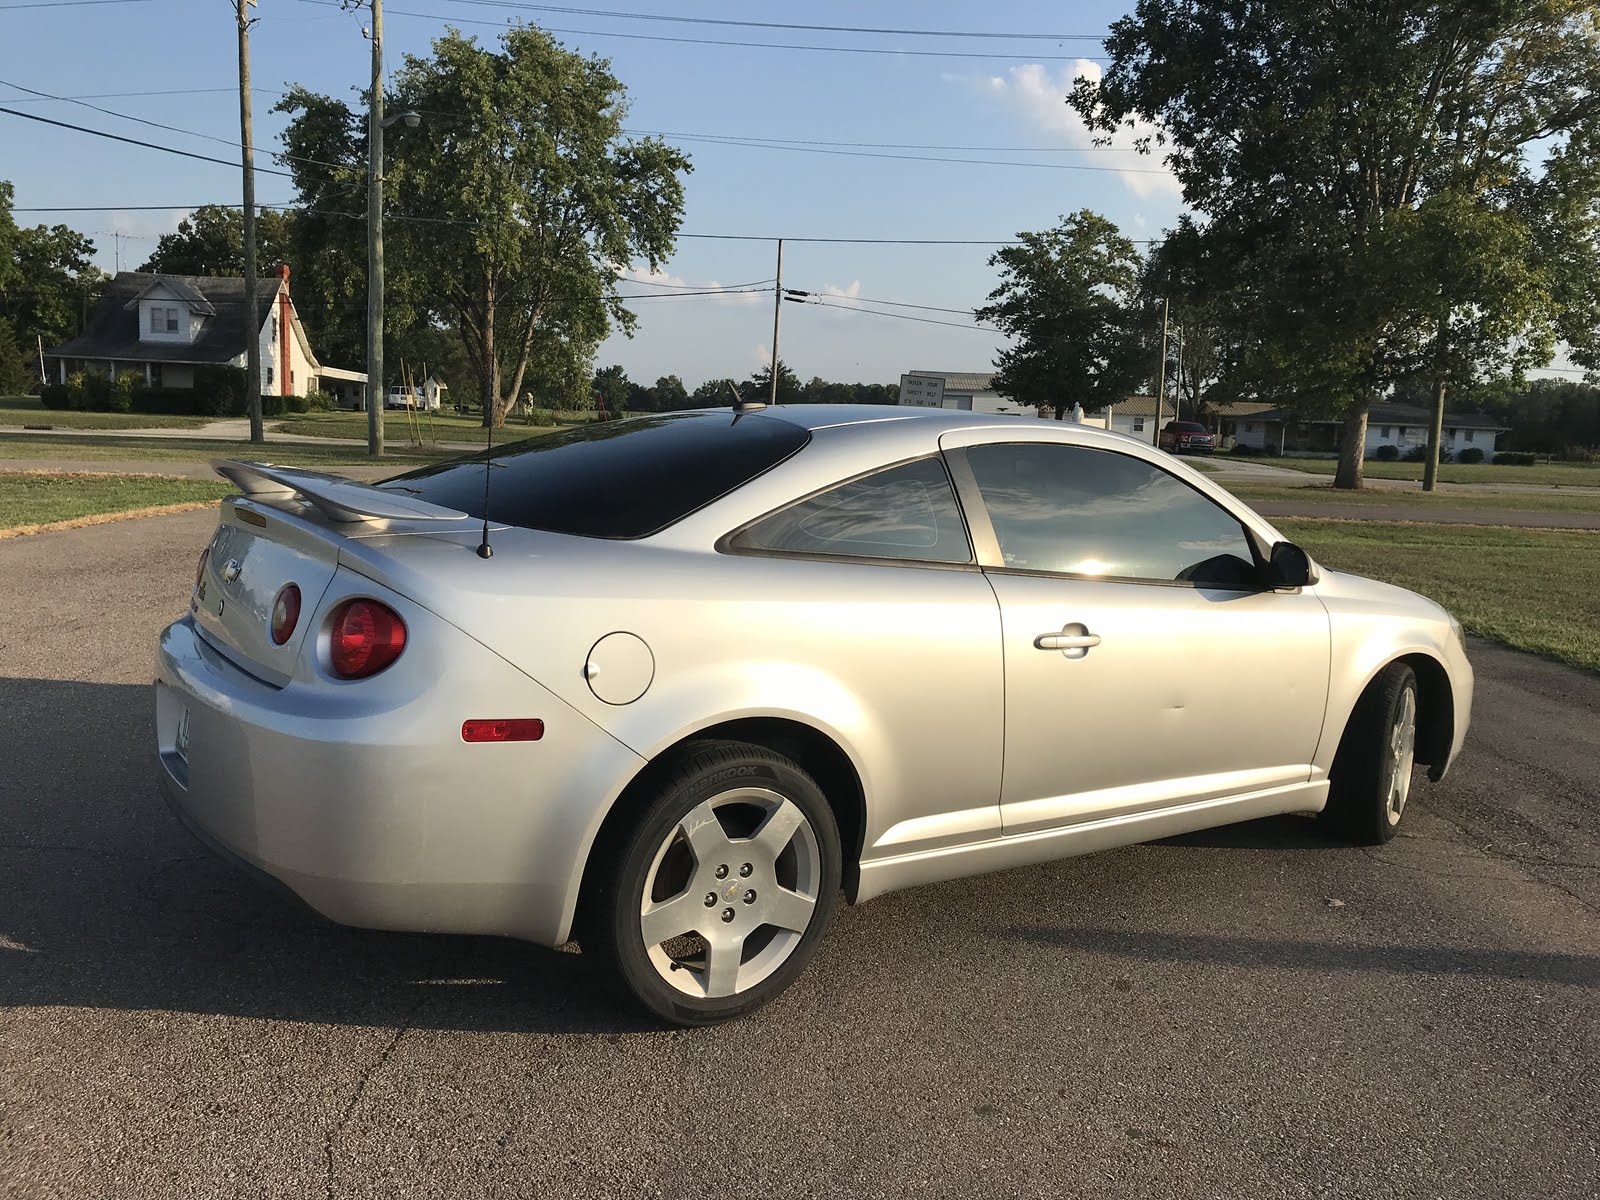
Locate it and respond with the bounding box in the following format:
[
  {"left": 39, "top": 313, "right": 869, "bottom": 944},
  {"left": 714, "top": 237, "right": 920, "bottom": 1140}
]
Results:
[{"left": 1158, "top": 420, "right": 1217, "bottom": 454}]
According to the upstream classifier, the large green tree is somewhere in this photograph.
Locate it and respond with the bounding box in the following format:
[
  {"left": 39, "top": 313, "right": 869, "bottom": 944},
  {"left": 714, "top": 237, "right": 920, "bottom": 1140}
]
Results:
[
  {"left": 975, "top": 209, "right": 1151, "bottom": 419},
  {"left": 1076, "top": 0, "right": 1600, "bottom": 488},
  {"left": 0, "top": 182, "right": 106, "bottom": 354},
  {"left": 138, "top": 205, "right": 295, "bottom": 277},
  {"left": 279, "top": 27, "right": 690, "bottom": 427},
  {"left": 743, "top": 359, "right": 802, "bottom": 405}
]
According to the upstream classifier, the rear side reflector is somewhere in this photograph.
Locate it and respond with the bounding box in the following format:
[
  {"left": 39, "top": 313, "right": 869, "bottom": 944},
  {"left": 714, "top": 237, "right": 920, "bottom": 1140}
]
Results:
[
  {"left": 194, "top": 546, "right": 210, "bottom": 588},
  {"left": 328, "top": 598, "right": 407, "bottom": 679},
  {"left": 462, "top": 718, "right": 545, "bottom": 743}
]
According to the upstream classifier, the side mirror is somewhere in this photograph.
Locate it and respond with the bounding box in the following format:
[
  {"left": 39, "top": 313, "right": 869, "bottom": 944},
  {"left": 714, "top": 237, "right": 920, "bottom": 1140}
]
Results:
[{"left": 1267, "top": 541, "right": 1314, "bottom": 589}]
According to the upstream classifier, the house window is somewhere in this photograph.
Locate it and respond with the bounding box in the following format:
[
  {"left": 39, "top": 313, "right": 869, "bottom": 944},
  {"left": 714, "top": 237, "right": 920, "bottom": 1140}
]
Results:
[
  {"left": 1132, "top": 417, "right": 1145, "bottom": 433},
  {"left": 1380, "top": 426, "right": 1392, "bottom": 437},
  {"left": 265, "top": 365, "right": 274, "bottom": 387},
  {"left": 1245, "top": 422, "right": 1257, "bottom": 433},
  {"left": 163, "top": 308, "right": 176, "bottom": 333},
  {"left": 149, "top": 362, "right": 163, "bottom": 387},
  {"left": 148, "top": 307, "right": 160, "bottom": 333},
  {"left": 271, "top": 316, "right": 279, "bottom": 343},
  {"left": 1465, "top": 430, "right": 1474, "bottom": 443}
]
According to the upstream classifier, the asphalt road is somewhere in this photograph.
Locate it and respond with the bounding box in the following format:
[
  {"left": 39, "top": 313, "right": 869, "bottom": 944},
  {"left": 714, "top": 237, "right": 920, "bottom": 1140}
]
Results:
[{"left": 2, "top": 511, "right": 1597, "bottom": 1200}]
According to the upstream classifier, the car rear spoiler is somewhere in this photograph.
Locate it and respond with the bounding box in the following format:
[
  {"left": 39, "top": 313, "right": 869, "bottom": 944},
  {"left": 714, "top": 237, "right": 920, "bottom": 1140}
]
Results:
[{"left": 214, "top": 459, "right": 468, "bottom": 524}]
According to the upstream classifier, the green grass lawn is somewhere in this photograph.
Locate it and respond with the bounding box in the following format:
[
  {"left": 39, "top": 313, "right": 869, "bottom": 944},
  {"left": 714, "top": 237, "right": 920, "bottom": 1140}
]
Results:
[
  {"left": 0, "top": 431, "right": 455, "bottom": 467},
  {"left": 269, "top": 408, "right": 583, "bottom": 442},
  {"left": 1225, "top": 482, "right": 1600, "bottom": 514},
  {"left": 0, "top": 395, "right": 209, "bottom": 431},
  {"left": 1275, "top": 518, "right": 1600, "bottom": 673},
  {"left": 1, "top": 471, "right": 235, "bottom": 530},
  {"left": 1217, "top": 454, "right": 1600, "bottom": 488}
]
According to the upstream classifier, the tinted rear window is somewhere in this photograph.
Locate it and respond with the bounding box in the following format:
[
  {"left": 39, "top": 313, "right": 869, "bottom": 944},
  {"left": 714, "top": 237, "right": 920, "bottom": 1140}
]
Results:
[{"left": 380, "top": 412, "right": 809, "bottom": 538}]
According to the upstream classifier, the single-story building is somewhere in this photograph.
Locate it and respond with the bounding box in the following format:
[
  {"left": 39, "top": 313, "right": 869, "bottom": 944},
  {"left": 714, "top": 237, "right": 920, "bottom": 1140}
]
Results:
[
  {"left": 1093, "top": 395, "right": 1278, "bottom": 444},
  {"left": 1236, "top": 402, "right": 1509, "bottom": 460},
  {"left": 45, "top": 266, "right": 359, "bottom": 399},
  {"left": 897, "top": 370, "right": 1039, "bottom": 417}
]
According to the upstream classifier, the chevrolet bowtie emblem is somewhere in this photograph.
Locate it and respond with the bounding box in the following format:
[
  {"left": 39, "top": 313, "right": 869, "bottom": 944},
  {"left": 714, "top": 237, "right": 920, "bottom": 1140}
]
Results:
[{"left": 221, "top": 559, "right": 243, "bottom": 583}]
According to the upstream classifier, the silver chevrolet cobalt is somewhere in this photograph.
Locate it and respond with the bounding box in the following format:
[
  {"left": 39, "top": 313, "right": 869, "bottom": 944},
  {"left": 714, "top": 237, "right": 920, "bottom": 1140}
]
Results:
[{"left": 156, "top": 404, "right": 1473, "bottom": 1024}]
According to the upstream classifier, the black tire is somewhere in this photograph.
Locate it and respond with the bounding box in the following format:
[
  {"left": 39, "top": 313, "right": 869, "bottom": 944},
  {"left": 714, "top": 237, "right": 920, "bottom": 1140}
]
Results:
[
  {"left": 1320, "top": 663, "right": 1419, "bottom": 845},
  {"left": 584, "top": 741, "right": 842, "bottom": 1026}
]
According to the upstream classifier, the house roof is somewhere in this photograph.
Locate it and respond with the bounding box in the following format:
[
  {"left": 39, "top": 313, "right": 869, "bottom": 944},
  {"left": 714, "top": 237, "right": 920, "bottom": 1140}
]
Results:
[
  {"left": 48, "top": 271, "right": 279, "bottom": 365},
  {"left": 1251, "top": 402, "right": 1508, "bottom": 431},
  {"left": 122, "top": 276, "right": 216, "bottom": 316},
  {"left": 905, "top": 370, "right": 997, "bottom": 393}
]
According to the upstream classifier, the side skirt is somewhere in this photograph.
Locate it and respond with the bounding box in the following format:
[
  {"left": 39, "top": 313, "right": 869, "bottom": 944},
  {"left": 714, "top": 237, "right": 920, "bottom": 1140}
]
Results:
[{"left": 853, "top": 780, "right": 1330, "bottom": 904}]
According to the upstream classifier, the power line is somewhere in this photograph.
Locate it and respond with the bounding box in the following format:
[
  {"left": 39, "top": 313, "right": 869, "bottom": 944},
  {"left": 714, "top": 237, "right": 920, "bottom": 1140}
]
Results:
[
  {"left": 0, "top": 0, "right": 153, "bottom": 8},
  {"left": 318, "top": 3, "right": 1112, "bottom": 61},
  {"left": 788, "top": 295, "right": 1004, "bottom": 334},
  {"left": 0, "top": 87, "right": 286, "bottom": 102},
  {"left": 0, "top": 106, "right": 297, "bottom": 176},
  {"left": 435, "top": 2, "right": 1108, "bottom": 41},
  {"left": 617, "top": 275, "right": 774, "bottom": 291},
  {"left": 616, "top": 287, "right": 773, "bottom": 300},
  {"left": 788, "top": 290, "right": 980, "bottom": 317},
  {"left": 635, "top": 131, "right": 1170, "bottom": 175},
  {"left": 624, "top": 129, "right": 1140, "bottom": 155}
]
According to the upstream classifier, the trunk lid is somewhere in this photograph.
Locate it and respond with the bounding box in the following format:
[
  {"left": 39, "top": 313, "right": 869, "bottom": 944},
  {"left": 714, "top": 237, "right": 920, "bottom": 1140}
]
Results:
[{"left": 193, "top": 461, "right": 474, "bottom": 686}]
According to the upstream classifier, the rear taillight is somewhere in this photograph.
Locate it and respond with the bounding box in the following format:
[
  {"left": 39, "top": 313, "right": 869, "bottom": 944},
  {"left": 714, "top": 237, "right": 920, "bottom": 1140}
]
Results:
[
  {"left": 271, "top": 584, "right": 302, "bottom": 645},
  {"left": 327, "top": 598, "right": 407, "bottom": 679},
  {"left": 194, "top": 546, "right": 210, "bottom": 588}
]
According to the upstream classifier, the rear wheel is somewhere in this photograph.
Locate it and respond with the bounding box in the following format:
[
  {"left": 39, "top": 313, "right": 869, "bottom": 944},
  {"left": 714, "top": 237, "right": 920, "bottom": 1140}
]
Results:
[
  {"left": 586, "top": 742, "right": 841, "bottom": 1026},
  {"left": 1321, "top": 663, "right": 1419, "bottom": 845}
]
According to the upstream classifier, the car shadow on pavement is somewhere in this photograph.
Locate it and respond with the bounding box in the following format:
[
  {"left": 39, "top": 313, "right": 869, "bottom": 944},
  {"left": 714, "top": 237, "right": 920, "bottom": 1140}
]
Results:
[
  {"left": 0, "top": 677, "right": 657, "bottom": 1035},
  {"left": 1154, "top": 813, "right": 1342, "bottom": 850},
  {"left": 1002, "top": 925, "right": 1600, "bottom": 988}
]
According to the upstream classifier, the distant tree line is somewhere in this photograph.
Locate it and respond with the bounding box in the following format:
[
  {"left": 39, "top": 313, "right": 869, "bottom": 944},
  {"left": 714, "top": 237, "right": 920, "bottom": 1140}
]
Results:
[
  {"left": 0, "top": 181, "right": 107, "bottom": 394},
  {"left": 590, "top": 359, "right": 898, "bottom": 413}
]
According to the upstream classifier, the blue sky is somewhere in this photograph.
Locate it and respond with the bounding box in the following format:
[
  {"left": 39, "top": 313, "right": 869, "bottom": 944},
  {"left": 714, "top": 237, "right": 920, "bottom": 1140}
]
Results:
[{"left": 2, "top": 0, "right": 1188, "bottom": 387}]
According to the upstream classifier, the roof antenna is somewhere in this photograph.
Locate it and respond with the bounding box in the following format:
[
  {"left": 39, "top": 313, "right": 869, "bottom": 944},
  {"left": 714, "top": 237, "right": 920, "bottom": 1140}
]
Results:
[
  {"left": 476, "top": 400, "right": 494, "bottom": 559},
  {"left": 727, "top": 380, "right": 765, "bottom": 422}
]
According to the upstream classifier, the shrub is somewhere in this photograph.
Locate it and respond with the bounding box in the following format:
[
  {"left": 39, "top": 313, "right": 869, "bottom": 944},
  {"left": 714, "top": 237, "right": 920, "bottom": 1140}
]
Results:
[
  {"left": 1457, "top": 447, "right": 1485, "bottom": 464},
  {"left": 1371, "top": 443, "right": 1400, "bottom": 461},
  {"left": 130, "top": 385, "right": 228, "bottom": 416},
  {"left": 1559, "top": 446, "right": 1595, "bottom": 463},
  {"left": 303, "top": 389, "right": 337, "bottom": 412},
  {"left": 1496, "top": 451, "right": 1537, "bottom": 466},
  {"left": 106, "top": 370, "right": 142, "bottom": 413},
  {"left": 39, "top": 383, "right": 71, "bottom": 410},
  {"left": 523, "top": 405, "right": 557, "bottom": 427},
  {"left": 1402, "top": 445, "right": 1428, "bottom": 462},
  {"left": 1228, "top": 443, "right": 1261, "bottom": 456},
  {"left": 194, "top": 364, "right": 247, "bottom": 414}
]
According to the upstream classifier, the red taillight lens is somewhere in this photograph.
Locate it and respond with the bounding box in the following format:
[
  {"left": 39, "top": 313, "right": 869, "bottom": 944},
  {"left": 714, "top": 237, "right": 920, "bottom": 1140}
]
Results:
[
  {"left": 271, "top": 584, "right": 301, "bottom": 645},
  {"left": 327, "top": 598, "right": 407, "bottom": 679},
  {"left": 461, "top": 718, "right": 545, "bottom": 743},
  {"left": 194, "top": 546, "right": 210, "bottom": 587}
]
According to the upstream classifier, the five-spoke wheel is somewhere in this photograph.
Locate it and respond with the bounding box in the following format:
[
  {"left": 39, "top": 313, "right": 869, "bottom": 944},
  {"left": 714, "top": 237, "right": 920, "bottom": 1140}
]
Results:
[
  {"left": 1321, "top": 662, "right": 1420, "bottom": 845},
  {"left": 585, "top": 742, "right": 841, "bottom": 1025}
]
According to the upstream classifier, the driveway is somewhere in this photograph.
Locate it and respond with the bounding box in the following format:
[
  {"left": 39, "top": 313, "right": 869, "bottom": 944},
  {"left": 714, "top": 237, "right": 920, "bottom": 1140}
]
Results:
[{"left": 2, "top": 511, "right": 1597, "bottom": 1200}]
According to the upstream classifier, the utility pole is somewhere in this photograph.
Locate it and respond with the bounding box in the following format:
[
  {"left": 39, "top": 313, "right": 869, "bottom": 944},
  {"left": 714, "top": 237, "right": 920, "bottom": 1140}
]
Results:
[
  {"left": 366, "top": 0, "right": 386, "bottom": 457},
  {"left": 768, "top": 237, "right": 783, "bottom": 405},
  {"left": 1152, "top": 296, "right": 1169, "bottom": 446},
  {"left": 236, "top": 0, "right": 263, "bottom": 443}
]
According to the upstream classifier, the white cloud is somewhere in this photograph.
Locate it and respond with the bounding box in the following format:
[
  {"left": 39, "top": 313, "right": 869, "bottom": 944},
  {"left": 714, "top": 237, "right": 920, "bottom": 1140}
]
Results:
[
  {"left": 813, "top": 279, "right": 863, "bottom": 315},
  {"left": 957, "top": 60, "right": 1181, "bottom": 200},
  {"left": 754, "top": 342, "right": 772, "bottom": 367}
]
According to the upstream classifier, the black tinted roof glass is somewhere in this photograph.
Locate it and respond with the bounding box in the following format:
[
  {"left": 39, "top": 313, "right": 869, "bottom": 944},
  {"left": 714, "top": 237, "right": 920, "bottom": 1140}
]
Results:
[{"left": 380, "top": 412, "right": 809, "bottom": 538}]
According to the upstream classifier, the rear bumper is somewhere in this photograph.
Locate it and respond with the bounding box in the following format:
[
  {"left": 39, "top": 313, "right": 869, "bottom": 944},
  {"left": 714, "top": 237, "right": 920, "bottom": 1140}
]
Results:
[{"left": 155, "top": 611, "right": 644, "bottom": 945}]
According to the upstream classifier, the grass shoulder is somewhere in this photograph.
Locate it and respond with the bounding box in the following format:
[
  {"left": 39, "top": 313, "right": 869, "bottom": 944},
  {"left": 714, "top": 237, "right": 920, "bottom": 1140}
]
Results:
[
  {"left": 1275, "top": 517, "right": 1600, "bottom": 673},
  {"left": 1220, "top": 454, "right": 1600, "bottom": 488},
  {"left": 0, "top": 431, "right": 455, "bottom": 467},
  {"left": 1225, "top": 482, "right": 1600, "bottom": 514},
  {"left": 1, "top": 471, "right": 234, "bottom": 532}
]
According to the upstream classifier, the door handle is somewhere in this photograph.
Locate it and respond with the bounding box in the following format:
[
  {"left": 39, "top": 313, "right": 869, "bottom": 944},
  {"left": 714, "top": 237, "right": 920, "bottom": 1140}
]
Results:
[{"left": 1034, "top": 623, "right": 1101, "bottom": 657}]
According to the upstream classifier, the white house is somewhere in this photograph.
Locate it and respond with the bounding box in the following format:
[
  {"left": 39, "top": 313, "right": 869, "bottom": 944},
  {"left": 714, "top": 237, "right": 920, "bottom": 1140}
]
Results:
[
  {"left": 1234, "top": 402, "right": 1509, "bottom": 460},
  {"left": 897, "top": 370, "right": 1040, "bottom": 416},
  {"left": 47, "top": 265, "right": 354, "bottom": 399}
]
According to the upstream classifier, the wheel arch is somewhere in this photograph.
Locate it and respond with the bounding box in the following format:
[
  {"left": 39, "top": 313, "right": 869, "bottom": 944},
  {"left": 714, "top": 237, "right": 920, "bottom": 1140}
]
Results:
[
  {"left": 575, "top": 717, "right": 868, "bottom": 937},
  {"left": 1335, "top": 652, "right": 1454, "bottom": 783}
]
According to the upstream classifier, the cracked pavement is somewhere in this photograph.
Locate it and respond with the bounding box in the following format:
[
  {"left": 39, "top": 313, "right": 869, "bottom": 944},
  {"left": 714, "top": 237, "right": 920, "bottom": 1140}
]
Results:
[{"left": 1, "top": 509, "right": 1597, "bottom": 1200}]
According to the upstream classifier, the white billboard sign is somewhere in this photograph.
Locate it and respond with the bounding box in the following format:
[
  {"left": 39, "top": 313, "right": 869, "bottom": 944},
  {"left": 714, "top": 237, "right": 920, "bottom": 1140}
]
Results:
[{"left": 898, "top": 374, "right": 946, "bottom": 408}]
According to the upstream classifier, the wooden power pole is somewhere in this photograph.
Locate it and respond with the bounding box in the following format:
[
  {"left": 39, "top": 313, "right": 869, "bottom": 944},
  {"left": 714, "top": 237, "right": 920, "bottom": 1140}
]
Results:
[
  {"left": 236, "top": 0, "right": 263, "bottom": 443},
  {"left": 768, "top": 238, "right": 783, "bottom": 405}
]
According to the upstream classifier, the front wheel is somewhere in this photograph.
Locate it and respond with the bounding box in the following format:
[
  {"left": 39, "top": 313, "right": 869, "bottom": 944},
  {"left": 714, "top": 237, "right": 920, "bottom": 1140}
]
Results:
[
  {"left": 1321, "top": 663, "right": 1419, "bottom": 845},
  {"left": 586, "top": 742, "right": 842, "bottom": 1026}
]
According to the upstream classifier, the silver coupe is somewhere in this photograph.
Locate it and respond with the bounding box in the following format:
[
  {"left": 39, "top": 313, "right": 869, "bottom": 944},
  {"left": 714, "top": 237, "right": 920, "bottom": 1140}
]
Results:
[{"left": 155, "top": 404, "right": 1473, "bottom": 1024}]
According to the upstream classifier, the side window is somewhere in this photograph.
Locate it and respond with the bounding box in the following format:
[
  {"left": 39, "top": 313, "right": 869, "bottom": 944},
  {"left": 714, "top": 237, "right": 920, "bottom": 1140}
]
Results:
[
  {"left": 729, "top": 456, "right": 971, "bottom": 564},
  {"left": 965, "top": 442, "right": 1259, "bottom": 588}
]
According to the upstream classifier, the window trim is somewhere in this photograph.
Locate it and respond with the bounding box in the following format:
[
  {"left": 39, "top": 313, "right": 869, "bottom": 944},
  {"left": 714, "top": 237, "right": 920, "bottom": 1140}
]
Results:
[
  {"left": 717, "top": 452, "right": 978, "bottom": 570},
  {"left": 943, "top": 441, "right": 1270, "bottom": 592}
]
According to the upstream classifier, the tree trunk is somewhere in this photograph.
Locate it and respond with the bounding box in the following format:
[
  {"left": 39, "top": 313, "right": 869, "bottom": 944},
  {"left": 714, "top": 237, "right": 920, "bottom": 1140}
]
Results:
[
  {"left": 1424, "top": 376, "right": 1447, "bottom": 492},
  {"left": 1333, "top": 400, "right": 1369, "bottom": 490},
  {"left": 1424, "top": 315, "right": 1449, "bottom": 493}
]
